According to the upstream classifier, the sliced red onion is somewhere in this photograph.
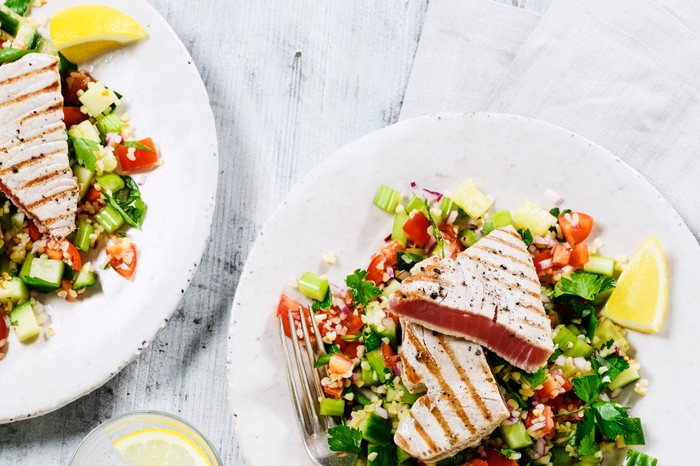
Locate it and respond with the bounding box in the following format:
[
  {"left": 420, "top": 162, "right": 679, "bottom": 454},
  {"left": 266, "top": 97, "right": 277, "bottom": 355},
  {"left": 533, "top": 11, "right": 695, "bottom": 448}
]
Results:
[
  {"left": 534, "top": 438, "right": 546, "bottom": 458},
  {"left": 330, "top": 284, "right": 347, "bottom": 297},
  {"left": 410, "top": 181, "right": 417, "bottom": 188},
  {"left": 422, "top": 188, "right": 443, "bottom": 201},
  {"left": 375, "top": 406, "right": 389, "bottom": 419},
  {"left": 539, "top": 258, "right": 553, "bottom": 270},
  {"left": 424, "top": 236, "right": 436, "bottom": 253},
  {"left": 386, "top": 267, "right": 394, "bottom": 278},
  {"left": 532, "top": 235, "right": 549, "bottom": 246},
  {"left": 384, "top": 233, "right": 392, "bottom": 242},
  {"left": 446, "top": 210, "right": 458, "bottom": 225},
  {"left": 391, "top": 364, "right": 401, "bottom": 377}
]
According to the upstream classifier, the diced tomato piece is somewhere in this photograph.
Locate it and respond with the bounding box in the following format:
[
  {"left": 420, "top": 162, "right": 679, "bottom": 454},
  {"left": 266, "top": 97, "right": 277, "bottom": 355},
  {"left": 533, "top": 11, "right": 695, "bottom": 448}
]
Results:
[
  {"left": 85, "top": 186, "right": 102, "bottom": 202},
  {"left": 65, "top": 242, "right": 82, "bottom": 271},
  {"left": 558, "top": 212, "right": 594, "bottom": 246},
  {"left": 366, "top": 253, "right": 386, "bottom": 285},
  {"left": 465, "top": 459, "right": 489, "bottom": 466},
  {"left": 0, "top": 316, "right": 7, "bottom": 341},
  {"left": 551, "top": 244, "right": 571, "bottom": 267},
  {"left": 438, "top": 224, "right": 464, "bottom": 259},
  {"left": 533, "top": 249, "right": 553, "bottom": 273},
  {"left": 115, "top": 138, "right": 160, "bottom": 172},
  {"left": 537, "top": 374, "right": 572, "bottom": 400},
  {"left": 28, "top": 221, "right": 41, "bottom": 241},
  {"left": 45, "top": 247, "right": 63, "bottom": 260},
  {"left": 323, "top": 385, "right": 344, "bottom": 398},
  {"left": 380, "top": 341, "right": 400, "bottom": 369},
  {"left": 524, "top": 405, "right": 555, "bottom": 439},
  {"left": 105, "top": 238, "right": 137, "bottom": 279},
  {"left": 344, "top": 314, "right": 364, "bottom": 335},
  {"left": 276, "top": 294, "right": 314, "bottom": 342},
  {"left": 484, "top": 448, "right": 518, "bottom": 466},
  {"left": 339, "top": 340, "right": 360, "bottom": 359},
  {"left": 63, "top": 106, "right": 88, "bottom": 128},
  {"left": 568, "top": 242, "right": 590, "bottom": 267},
  {"left": 328, "top": 353, "right": 354, "bottom": 374},
  {"left": 62, "top": 70, "right": 94, "bottom": 105},
  {"left": 61, "top": 280, "right": 77, "bottom": 302},
  {"left": 402, "top": 211, "right": 431, "bottom": 247}
]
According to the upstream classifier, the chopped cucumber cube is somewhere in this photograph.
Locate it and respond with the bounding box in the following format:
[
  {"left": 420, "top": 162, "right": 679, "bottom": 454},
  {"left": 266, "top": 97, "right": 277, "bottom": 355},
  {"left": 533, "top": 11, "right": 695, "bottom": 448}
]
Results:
[
  {"left": 608, "top": 365, "right": 640, "bottom": 391},
  {"left": 95, "top": 205, "right": 124, "bottom": 233},
  {"left": 74, "top": 220, "right": 94, "bottom": 252},
  {"left": 73, "top": 164, "right": 94, "bottom": 199},
  {"left": 0, "top": 6, "right": 21, "bottom": 36},
  {"left": 499, "top": 420, "right": 533, "bottom": 449},
  {"left": 14, "top": 23, "right": 38, "bottom": 49},
  {"left": 72, "top": 263, "right": 98, "bottom": 290},
  {"left": 10, "top": 301, "right": 39, "bottom": 343},
  {"left": 391, "top": 211, "right": 409, "bottom": 246},
  {"left": 365, "top": 349, "right": 387, "bottom": 383},
  {"left": 373, "top": 184, "right": 402, "bottom": 213},
  {"left": 68, "top": 120, "right": 100, "bottom": 143},
  {"left": 361, "top": 362, "right": 379, "bottom": 386},
  {"left": 439, "top": 196, "right": 455, "bottom": 216},
  {"left": 78, "top": 81, "right": 120, "bottom": 117},
  {"left": 553, "top": 326, "right": 593, "bottom": 358},
  {"left": 297, "top": 272, "right": 328, "bottom": 302},
  {"left": 513, "top": 200, "right": 557, "bottom": 236},
  {"left": 359, "top": 413, "right": 392, "bottom": 446},
  {"left": 584, "top": 255, "right": 616, "bottom": 277},
  {"left": 405, "top": 194, "right": 428, "bottom": 215},
  {"left": 19, "top": 255, "right": 64, "bottom": 292},
  {"left": 594, "top": 318, "right": 630, "bottom": 355},
  {"left": 492, "top": 210, "right": 513, "bottom": 228},
  {"left": 319, "top": 397, "right": 345, "bottom": 417},
  {"left": 367, "top": 443, "right": 396, "bottom": 466},
  {"left": 452, "top": 179, "right": 493, "bottom": 219},
  {"left": 460, "top": 229, "right": 478, "bottom": 248},
  {"left": 95, "top": 173, "right": 125, "bottom": 195},
  {"left": 0, "top": 276, "right": 28, "bottom": 304},
  {"left": 95, "top": 112, "right": 124, "bottom": 135}
]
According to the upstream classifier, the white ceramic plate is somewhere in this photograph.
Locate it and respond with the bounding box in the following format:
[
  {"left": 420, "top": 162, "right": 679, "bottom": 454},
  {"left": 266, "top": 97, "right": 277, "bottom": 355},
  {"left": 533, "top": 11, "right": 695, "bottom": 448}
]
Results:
[
  {"left": 227, "top": 113, "right": 699, "bottom": 464},
  {"left": 0, "top": 0, "right": 218, "bottom": 422}
]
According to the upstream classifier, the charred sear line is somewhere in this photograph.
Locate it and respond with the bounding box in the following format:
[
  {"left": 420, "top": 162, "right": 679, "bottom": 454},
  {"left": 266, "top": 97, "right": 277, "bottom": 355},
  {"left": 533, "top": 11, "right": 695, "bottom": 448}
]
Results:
[
  {"left": 0, "top": 125, "right": 63, "bottom": 153},
  {"left": 0, "top": 82, "right": 61, "bottom": 108},
  {"left": 18, "top": 102, "right": 63, "bottom": 124},
  {"left": 0, "top": 64, "right": 56, "bottom": 87},
  {"left": 0, "top": 149, "right": 63, "bottom": 174}
]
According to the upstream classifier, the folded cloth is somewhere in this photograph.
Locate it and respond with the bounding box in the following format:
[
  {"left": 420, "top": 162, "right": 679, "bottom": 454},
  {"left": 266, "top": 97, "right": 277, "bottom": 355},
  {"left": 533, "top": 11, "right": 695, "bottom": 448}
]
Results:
[
  {"left": 399, "top": 0, "right": 540, "bottom": 119},
  {"left": 485, "top": 0, "right": 700, "bottom": 237}
]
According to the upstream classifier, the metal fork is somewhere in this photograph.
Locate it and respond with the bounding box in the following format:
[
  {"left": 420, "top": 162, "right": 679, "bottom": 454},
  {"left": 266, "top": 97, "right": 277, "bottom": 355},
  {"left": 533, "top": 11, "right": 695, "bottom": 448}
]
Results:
[{"left": 278, "top": 307, "right": 358, "bottom": 466}]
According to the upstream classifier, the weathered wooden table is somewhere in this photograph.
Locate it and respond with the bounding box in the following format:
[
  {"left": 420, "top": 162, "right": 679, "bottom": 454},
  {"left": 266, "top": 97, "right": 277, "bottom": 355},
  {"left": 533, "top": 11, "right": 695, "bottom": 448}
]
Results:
[{"left": 0, "top": 0, "right": 549, "bottom": 463}]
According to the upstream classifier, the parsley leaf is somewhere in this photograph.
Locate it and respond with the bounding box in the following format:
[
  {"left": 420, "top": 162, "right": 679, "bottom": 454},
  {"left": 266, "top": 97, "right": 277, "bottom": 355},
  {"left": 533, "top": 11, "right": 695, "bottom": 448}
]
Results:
[
  {"left": 58, "top": 52, "right": 77, "bottom": 78},
  {"left": 572, "top": 375, "right": 603, "bottom": 404},
  {"left": 575, "top": 410, "right": 597, "bottom": 456},
  {"left": 327, "top": 425, "right": 362, "bottom": 453},
  {"left": 519, "top": 228, "right": 533, "bottom": 247},
  {"left": 520, "top": 367, "right": 548, "bottom": 388},
  {"left": 554, "top": 272, "right": 616, "bottom": 301},
  {"left": 314, "top": 353, "right": 331, "bottom": 368},
  {"left": 591, "top": 402, "right": 645, "bottom": 445},
  {"left": 69, "top": 136, "right": 99, "bottom": 172},
  {"left": 4, "top": 0, "right": 31, "bottom": 16},
  {"left": 500, "top": 449, "right": 517, "bottom": 459},
  {"left": 592, "top": 353, "right": 630, "bottom": 386},
  {"left": 363, "top": 330, "right": 381, "bottom": 352},
  {"left": 624, "top": 450, "right": 658, "bottom": 466},
  {"left": 345, "top": 269, "right": 381, "bottom": 306},
  {"left": 103, "top": 176, "right": 147, "bottom": 228},
  {"left": 123, "top": 140, "right": 154, "bottom": 153},
  {"left": 327, "top": 344, "right": 341, "bottom": 355},
  {"left": 311, "top": 289, "right": 332, "bottom": 312}
]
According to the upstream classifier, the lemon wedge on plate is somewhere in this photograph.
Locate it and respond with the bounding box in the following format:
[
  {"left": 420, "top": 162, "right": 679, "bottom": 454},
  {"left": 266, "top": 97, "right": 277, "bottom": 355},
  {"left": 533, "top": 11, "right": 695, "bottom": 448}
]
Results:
[
  {"left": 112, "top": 427, "right": 212, "bottom": 466},
  {"left": 601, "top": 236, "right": 668, "bottom": 333},
  {"left": 49, "top": 5, "right": 147, "bottom": 63}
]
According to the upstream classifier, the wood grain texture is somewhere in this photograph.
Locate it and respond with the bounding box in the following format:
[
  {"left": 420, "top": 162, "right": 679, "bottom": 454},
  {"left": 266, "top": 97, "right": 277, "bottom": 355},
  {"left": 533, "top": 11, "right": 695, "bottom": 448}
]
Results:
[{"left": 0, "top": 0, "right": 429, "bottom": 464}]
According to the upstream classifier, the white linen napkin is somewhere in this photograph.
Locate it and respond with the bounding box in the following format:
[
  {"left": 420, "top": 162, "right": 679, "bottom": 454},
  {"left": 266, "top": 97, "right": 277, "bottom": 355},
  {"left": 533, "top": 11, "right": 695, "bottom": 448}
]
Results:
[{"left": 401, "top": 0, "right": 700, "bottom": 238}]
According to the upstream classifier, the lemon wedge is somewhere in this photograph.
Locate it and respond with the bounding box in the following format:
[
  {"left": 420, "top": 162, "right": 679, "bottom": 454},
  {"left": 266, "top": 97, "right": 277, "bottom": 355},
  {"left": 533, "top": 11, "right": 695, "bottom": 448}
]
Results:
[
  {"left": 112, "top": 427, "right": 212, "bottom": 466},
  {"left": 601, "top": 236, "right": 668, "bottom": 333},
  {"left": 49, "top": 5, "right": 147, "bottom": 63}
]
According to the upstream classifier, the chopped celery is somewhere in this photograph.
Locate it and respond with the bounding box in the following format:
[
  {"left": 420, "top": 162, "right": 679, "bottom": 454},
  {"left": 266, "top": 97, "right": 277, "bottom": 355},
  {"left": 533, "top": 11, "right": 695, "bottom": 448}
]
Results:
[
  {"left": 553, "top": 326, "right": 593, "bottom": 358},
  {"left": 319, "top": 397, "right": 345, "bottom": 417},
  {"left": 373, "top": 184, "right": 402, "bottom": 213},
  {"left": 513, "top": 200, "right": 557, "bottom": 236},
  {"left": 96, "top": 112, "right": 124, "bottom": 135},
  {"left": 405, "top": 194, "right": 427, "bottom": 214},
  {"left": 366, "top": 349, "right": 387, "bottom": 383},
  {"left": 452, "top": 179, "right": 493, "bottom": 218},
  {"left": 499, "top": 420, "right": 532, "bottom": 449},
  {"left": 460, "top": 229, "right": 478, "bottom": 248},
  {"left": 492, "top": 210, "right": 513, "bottom": 228},
  {"left": 297, "top": 272, "right": 328, "bottom": 301},
  {"left": 74, "top": 220, "right": 94, "bottom": 252},
  {"left": 584, "top": 255, "right": 615, "bottom": 277},
  {"left": 391, "top": 211, "right": 409, "bottom": 246},
  {"left": 623, "top": 450, "right": 658, "bottom": 466},
  {"left": 439, "top": 196, "right": 455, "bottom": 216},
  {"left": 95, "top": 205, "right": 124, "bottom": 233},
  {"left": 482, "top": 221, "right": 495, "bottom": 235},
  {"left": 95, "top": 173, "right": 125, "bottom": 194}
]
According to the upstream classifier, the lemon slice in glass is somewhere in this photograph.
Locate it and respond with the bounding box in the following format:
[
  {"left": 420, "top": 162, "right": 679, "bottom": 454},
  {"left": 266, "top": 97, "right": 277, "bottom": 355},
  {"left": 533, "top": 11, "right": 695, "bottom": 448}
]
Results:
[
  {"left": 601, "top": 236, "right": 668, "bottom": 333},
  {"left": 112, "top": 427, "right": 213, "bottom": 466},
  {"left": 49, "top": 5, "right": 147, "bottom": 63}
]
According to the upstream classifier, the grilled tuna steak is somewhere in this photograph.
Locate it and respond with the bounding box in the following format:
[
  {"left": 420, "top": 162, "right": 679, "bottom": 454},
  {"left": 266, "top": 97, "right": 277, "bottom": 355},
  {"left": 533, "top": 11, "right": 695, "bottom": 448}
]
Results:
[
  {"left": 390, "top": 226, "right": 554, "bottom": 372},
  {"left": 394, "top": 321, "right": 509, "bottom": 462},
  {"left": 0, "top": 53, "right": 78, "bottom": 239}
]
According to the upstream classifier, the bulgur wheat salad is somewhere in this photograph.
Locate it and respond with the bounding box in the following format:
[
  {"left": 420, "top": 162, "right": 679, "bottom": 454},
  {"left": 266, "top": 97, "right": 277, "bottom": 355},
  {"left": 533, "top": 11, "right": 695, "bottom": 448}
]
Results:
[
  {"left": 277, "top": 180, "right": 660, "bottom": 466},
  {"left": 0, "top": 4, "right": 160, "bottom": 359}
]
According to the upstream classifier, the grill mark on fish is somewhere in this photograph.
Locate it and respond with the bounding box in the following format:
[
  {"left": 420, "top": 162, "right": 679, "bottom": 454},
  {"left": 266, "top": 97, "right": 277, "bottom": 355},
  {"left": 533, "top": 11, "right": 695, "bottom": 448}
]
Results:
[
  {"left": 0, "top": 63, "right": 55, "bottom": 86},
  {"left": 405, "top": 329, "right": 477, "bottom": 435},
  {"left": 407, "top": 411, "right": 438, "bottom": 454},
  {"left": 0, "top": 125, "right": 63, "bottom": 153},
  {"left": 18, "top": 102, "right": 63, "bottom": 124},
  {"left": 436, "top": 335, "right": 494, "bottom": 422},
  {"left": 43, "top": 211, "right": 75, "bottom": 226},
  {"left": 402, "top": 355, "right": 421, "bottom": 386},
  {"left": 0, "top": 148, "right": 64, "bottom": 174},
  {"left": 499, "top": 227, "right": 523, "bottom": 241},
  {"left": 26, "top": 187, "right": 76, "bottom": 210},
  {"left": 467, "top": 254, "right": 540, "bottom": 300},
  {"left": 418, "top": 395, "right": 456, "bottom": 443},
  {"left": 469, "top": 242, "right": 534, "bottom": 270},
  {"left": 22, "top": 169, "right": 67, "bottom": 190},
  {"left": 0, "top": 82, "right": 61, "bottom": 108}
]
